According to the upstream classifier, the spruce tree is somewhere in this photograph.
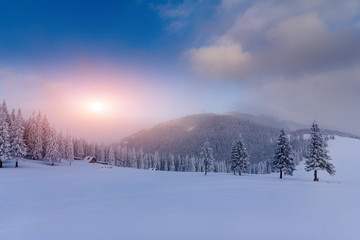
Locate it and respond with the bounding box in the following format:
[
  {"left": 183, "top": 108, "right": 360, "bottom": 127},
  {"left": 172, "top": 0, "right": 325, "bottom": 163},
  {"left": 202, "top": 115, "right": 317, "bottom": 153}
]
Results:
[
  {"left": 231, "top": 140, "right": 239, "bottom": 175},
  {"left": 75, "top": 139, "right": 85, "bottom": 158},
  {"left": 44, "top": 126, "right": 60, "bottom": 166},
  {"left": 42, "top": 115, "right": 51, "bottom": 158},
  {"left": 9, "top": 109, "right": 16, "bottom": 156},
  {"left": 65, "top": 132, "right": 74, "bottom": 165},
  {"left": 33, "top": 111, "right": 44, "bottom": 159},
  {"left": 200, "top": 139, "right": 215, "bottom": 175},
  {"left": 273, "top": 129, "right": 295, "bottom": 179},
  {"left": 0, "top": 102, "right": 11, "bottom": 167},
  {"left": 169, "top": 153, "right": 175, "bottom": 171},
  {"left": 153, "top": 151, "right": 160, "bottom": 170},
  {"left": 56, "top": 131, "right": 66, "bottom": 161},
  {"left": 11, "top": 109, "right": 28, "bottom": 167},
  {"left": 305, "top": 121, "right": 335, "bottom": 181},
  {"left": 25, "top": 111, "right": 43, "bottom": 160},
  {"left": 231, "top": 134, "right": 250, "bottom": 175},
  {"left": 108, "top": 145, "right": 115, "bottom": 165}
]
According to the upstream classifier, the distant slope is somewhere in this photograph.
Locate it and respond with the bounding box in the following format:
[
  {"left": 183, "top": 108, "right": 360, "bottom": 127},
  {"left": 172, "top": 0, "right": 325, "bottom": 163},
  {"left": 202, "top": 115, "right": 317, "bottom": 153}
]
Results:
[{"left": 120, "top": 113, "right": 305, "bottom": 165}]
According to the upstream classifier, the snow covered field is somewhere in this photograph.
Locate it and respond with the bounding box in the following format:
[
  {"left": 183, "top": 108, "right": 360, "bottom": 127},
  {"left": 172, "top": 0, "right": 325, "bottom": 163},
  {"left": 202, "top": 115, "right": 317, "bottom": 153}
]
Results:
[{"left": 1, "top": 136, "right": 359, "bottom": 240}]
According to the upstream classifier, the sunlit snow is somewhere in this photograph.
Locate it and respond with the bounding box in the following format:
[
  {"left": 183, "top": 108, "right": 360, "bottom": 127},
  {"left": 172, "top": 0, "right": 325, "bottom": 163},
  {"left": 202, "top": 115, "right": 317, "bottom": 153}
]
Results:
[{"left": 1, "top": 136, "right": 359, "bottom": 240}]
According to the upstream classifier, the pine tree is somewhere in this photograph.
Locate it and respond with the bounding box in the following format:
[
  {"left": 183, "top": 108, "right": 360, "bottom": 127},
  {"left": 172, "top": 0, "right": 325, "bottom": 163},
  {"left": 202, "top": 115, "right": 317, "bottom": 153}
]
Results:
[
  {"left": 163, "top": 153, "right": 168, "bottom": 171},
  {"left": 305, "top": 121, "right": 335, "bottom": 181},
  {"left": 89, "top": 142, "right": 96, "bottom": 158},
  {"left": 115, "top": 144, "right": 122, "bottom": 166},
  {"left": 57, "top": 131, "right": 66, "bottom": 161},
  {"left": 9, "top": 109, "right": 16, "bottom": 156},
  {"left": 169, "top": 153, "right": 175, "bottom": 171},
  {"left": 25, "top": 111, "right": 43, "bottom": 160},
  {"left": 153, "top": 151, "right": 160, "bottom": 170},
  {"left": 44, "top": 126, "right": 60, "bottom": 166},
  {"left": 273, "top": 129, "right": 296, "bottom": 179},
  {"left": 231, "top": 140, "right": 238, "bottom": 175},
  {"left": 189, "top": 156, "right": 196, "bottom": 172},
  {"left": 128, "top": 148, "right": 136, "bottom": 168},
  {"left": 200, "top": 139, "right": 215, "bottom": 175},
  {"left": 34, "top": 111, "right": 44, "bottom": 159},
  {"left": 231, "top": 134, "right": 250, "bottom": 175},
  {"left": 0, "top": 102, "right": 11, "bottom": 167},
  {"left": 1, "top": 101, "right": 11, "bottom": 126},
  {"left": 75, "top": 139, "right": 85, "bottom": 158},
  {"left": 65, "top": 132, "right": 74, "bottom": 165},
  {"left": 108, "top": 145, "right": 115, "bottom": 165},
  {"left": 11, "top": 109, "right": 27, "bottom": 167},
  {"left": 42, "top": 115, "right": 51, "bottom": 158}
]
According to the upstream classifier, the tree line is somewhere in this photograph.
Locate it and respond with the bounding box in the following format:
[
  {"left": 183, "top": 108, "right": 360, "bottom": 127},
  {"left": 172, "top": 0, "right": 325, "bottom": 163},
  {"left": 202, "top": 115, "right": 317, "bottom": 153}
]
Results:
[
  {"left": 197, "top": 121, "right": 335, "bottom": 181},
  {"left": 0, "top": 100, "right": 336, "bottom": 181}
]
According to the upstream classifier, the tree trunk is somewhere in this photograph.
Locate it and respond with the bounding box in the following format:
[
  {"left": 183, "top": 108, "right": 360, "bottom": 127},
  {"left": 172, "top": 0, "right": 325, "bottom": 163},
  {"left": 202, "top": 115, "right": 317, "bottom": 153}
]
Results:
[
  {"left": 0, "top": 161, "right": 2, "bottom": 168},
  {"left": 314, "top": 170, "right": 318, "bottom": 181},
  {"left": 238, "top": 171, "right": 241, "bottom": 176},
  {"left": 15, "top": 161, "right": 18, "bottom": 168},
  {"left": 233, "top": 169, "right": 236, "bottom": 175},
  {"left": 205, "top": 163, "right": 207, "bottom": 176},
  {"left": 69, "top": 161, "right": 71, "bottom": 166},
  {"left": 52, "top": 162, "right": 54, "bottom": 166},
  {"left": 280, "top": 170, "right": 282, "bottom": 179}
]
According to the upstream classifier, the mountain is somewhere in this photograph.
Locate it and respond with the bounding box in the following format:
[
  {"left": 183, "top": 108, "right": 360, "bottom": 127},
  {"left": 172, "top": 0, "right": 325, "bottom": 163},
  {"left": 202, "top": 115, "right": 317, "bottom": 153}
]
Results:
[{"left": 120, "top": 113, "right": 307, "bottom": 168}]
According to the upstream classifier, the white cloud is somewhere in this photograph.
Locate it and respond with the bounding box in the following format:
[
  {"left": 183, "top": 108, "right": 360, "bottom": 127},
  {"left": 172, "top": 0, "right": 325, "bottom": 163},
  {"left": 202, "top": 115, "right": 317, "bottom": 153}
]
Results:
[
  {"left": 186, "top": 38, "right": 251, "bottom": 77},
  {"left": 184, "top": 1, "right": 360, "bottom": 79}
]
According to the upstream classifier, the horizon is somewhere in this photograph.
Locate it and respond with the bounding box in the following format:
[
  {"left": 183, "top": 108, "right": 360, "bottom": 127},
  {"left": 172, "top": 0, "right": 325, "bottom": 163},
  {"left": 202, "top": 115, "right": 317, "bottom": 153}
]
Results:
[{"left": 1, "top": 0, "right": 360, "bottom": 141}]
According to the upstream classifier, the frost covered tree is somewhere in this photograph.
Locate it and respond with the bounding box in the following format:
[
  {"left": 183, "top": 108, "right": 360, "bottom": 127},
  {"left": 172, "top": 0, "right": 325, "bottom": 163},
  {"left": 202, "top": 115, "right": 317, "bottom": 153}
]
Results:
[
  {"left": 9, "top": 109, "right": 16, "bottom": 155},
  {"left": 230, "top": 141, "right": 238, "bottom": 175},
  {"left": 189, "top": 156, "right": 196, "bottom": 172},
  {"left": 273, "top": 129, "right": 295, "bottom": 179},
  {"left": 57, "top": 131, "right": 66, "bottom": 160},
  {"left": 169, "top": 153, "right": 175, "bottom": 171},
  {"left": 42, "top": 115, "right": 51, "bottom": 158},
  {"left": 153, "top": 151, "right": 160, "bottom": 170},
  {"left": 200, "top": 139, "right": 214, "bottom": 175},
  {"left": 305, "top": 121, "right": 335, "bottom": 181},
  {"left": 163, "top": 154, "right": 168, "bottom": 171},
  {"left": 75, "top": 139, "right": 85, "bottom": 158},
  {"left": 34, "top": 112, "right": 44, "bottom": 159},
  {"left": 108, "top": 145, "right": 115, "bottom": 165},
  {"left": 128, "top": 148, "right": 136, "bottom": 168},
  {"left": 65, "top": 132, "right": 74, "bottom": 165},
  {"left": 44, "top": 126, "right": 60, "bottom": 166},
  {"left": 26, "top": 111, "right": 43, "bottom": 159},
  {"left": 115, "top": 144, "right": 122, "bottom": 166},
  {"left": 0, "top": 102, "right": 11, "bottom": 167},
  {"left": 231, "top": 134, "right": 250, "bottom": 175},
  {"left": 11, "top": 109, "right": 27, "bottom": 167},
  {"left": 89, "top": 142, "right": 96, "bottom": 158}
]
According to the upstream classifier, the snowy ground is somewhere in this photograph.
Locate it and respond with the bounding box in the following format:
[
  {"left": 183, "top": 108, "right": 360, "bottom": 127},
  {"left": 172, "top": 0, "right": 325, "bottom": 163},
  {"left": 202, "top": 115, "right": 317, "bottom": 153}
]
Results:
[{"left": 1, "top": 136, "right": 359, "bottom": 240}]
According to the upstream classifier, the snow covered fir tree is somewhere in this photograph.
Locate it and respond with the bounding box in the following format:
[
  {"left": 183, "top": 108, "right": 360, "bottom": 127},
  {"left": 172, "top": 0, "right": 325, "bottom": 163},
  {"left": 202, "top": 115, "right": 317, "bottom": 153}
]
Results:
[
  {"left": 200, "top": 139, "right": 215, "bottom": 175},
  {"left": 272, "top": 129, "right": 296, "bottom": 179},
  {"left": 231, "top": 134, "right": 250, "bottom": 175},
  {"left": 0, "top": 101, "right": 11, "bottom": 168},
  {"left": 305, "top": 121, "right": 335, "bottom": 181},
  {"left": 0, "top": 100, "right": 76, "bottom": 168}
]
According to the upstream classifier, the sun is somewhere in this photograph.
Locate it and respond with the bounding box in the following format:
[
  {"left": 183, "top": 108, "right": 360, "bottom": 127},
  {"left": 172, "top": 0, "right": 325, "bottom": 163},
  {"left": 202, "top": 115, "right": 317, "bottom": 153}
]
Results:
[{"left": 92, "top": 102, "right": 103, "bottom": 112}]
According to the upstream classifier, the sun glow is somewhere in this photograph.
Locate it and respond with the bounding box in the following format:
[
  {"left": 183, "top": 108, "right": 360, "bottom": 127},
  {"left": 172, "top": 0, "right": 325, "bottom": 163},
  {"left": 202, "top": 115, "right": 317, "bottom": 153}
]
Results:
[{"left": 92, "top": 102, "right": 104, "bottom": 112}]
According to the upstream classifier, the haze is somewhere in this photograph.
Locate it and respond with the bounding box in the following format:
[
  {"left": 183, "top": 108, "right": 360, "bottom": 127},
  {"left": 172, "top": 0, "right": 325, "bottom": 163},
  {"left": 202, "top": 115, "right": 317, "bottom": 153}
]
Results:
[{"left": 1, "top": 0, "right": 359, "bottom": 142}]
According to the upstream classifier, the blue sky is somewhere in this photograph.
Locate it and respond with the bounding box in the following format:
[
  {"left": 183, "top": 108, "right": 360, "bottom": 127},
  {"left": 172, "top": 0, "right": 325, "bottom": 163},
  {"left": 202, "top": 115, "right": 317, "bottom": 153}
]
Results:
[{"left": 1, "top": 0, "right": 360, "bottom": 140}]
